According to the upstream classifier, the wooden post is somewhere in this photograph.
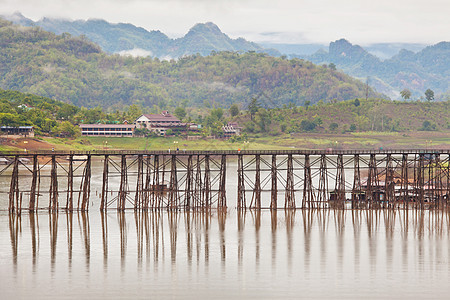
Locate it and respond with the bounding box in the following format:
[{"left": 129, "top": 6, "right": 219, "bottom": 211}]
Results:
[
  {"left": 352, "top": 154, "right": 362, "bottom": 208},
  {"left": 152, "top": 155, "right": 160, "bottom": 209},
  {"left": 134, "top": 154, "right": 144, "bottom": 210},
  {"left": 446, "top": 154, "right": 450, "bottom": 208},
  {"left": 385, "top": 154, "right": 394, "bottom": 208},
  {"left": 118, "top": 155, "right": 127, "bottom": 211},
  {"left": 434, "top": 154, "right": 442, "bottom": 208},
  {"left": 237, "top": 154, "right": 246, "bottom": 209},
  {"left": 401, "top": 154, "right": 409, "bottom": 209},
  {"left": 100, "top": 155, "right": 109, "bottom": 211},
  {"left": 194, "top": 155, "right": 202, "bottom": 208},
  {"left": 367, "top": 154, "right": 378, "bottom": 208},
  {"left": 203, "top": 155, "right": 211, "bottom": 208},
  {"left": 29, "top": 155, "right": 38, "bottom": 211},
  {"left": 285, "top": 154, "right": 295, "bottom": 209},
  {"left": 270, "top": 155, "right": 277, "bottom": 209},
  {"left": 335, "top": 154, "right": 345, "bottom": 208},
  {"left": 66, "top": 155, "right": 74, "bottom": 211},
  {"left": 81, "top": 154, "right": 91, "bottom": 211},
  {"left": 49, "top": 155, "right": 58, "bottom": 211},
  {"left": 185, "top": 155, "right": 193, "bottom": 209},
  {"left": 303, "top": 154, "right": 314, "bottom": 208},
  {"left": 160, "top": 156, "right": 166, "bottom": 209},
  {"left": 251, "top": 154, "right": 261, "bottom": 209},
  {"left": 317, "top": 154, "right": 328, "bottom": 208},
  {"left": 218, "top": 154, "right": 227, "bottom": 208},
  {"left": 417, "top": 154, "right": 425, "bottom": 209},
  {"left": 168, "top": 155, "right": 178, "bottom": 208},
  {"left": 9, "top": 156, "right": 19, "bottom": 213},
  {"left": 143, "top": 155, "right": 152, "bottom": 209}
]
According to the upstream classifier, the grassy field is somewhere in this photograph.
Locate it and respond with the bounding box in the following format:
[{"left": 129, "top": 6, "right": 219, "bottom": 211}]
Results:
[
  {"left": 1, "top": 131, "right": 449, "bottom": 152},
  {"left": 80, "top": 136, "right": 288, "bottom": 151}
]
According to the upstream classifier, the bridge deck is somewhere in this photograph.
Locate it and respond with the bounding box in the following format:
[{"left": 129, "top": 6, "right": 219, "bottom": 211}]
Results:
[{"left": 1, "top": 149, "right": 449, "bottom": 156}]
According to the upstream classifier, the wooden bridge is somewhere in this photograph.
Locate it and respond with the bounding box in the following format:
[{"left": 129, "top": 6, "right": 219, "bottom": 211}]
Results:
[{"left": 1, "top": 149, "right": 449, "bottom": 212}]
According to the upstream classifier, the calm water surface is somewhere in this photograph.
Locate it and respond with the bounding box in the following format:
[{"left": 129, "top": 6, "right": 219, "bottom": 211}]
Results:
[{"left": 1, "top": 209, "right": 450, "bottom": 299}]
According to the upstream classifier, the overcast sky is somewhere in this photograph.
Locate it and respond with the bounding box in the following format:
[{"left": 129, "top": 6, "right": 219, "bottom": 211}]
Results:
[{"left": 1, "top": 0, "right": 449, "bottom": 45}]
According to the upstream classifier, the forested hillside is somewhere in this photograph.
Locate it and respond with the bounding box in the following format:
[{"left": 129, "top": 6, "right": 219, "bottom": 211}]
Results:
[
  {"left": 0, "top": 89, "right": 80, "bottom": 136},
  {"left": 233, "top": 98, "right": 450, "bottom": 137},
  {"left": 0, "top": 18, "right": 379, "bottom": 110}
]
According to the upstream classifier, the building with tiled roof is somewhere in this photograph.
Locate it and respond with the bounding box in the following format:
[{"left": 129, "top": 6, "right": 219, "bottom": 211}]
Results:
[
  {"left": 79, "top": 124, "right": 135, "bottom": 137},
  {"left": 135, "top": 111, "right": 187, "bottom": 136}
]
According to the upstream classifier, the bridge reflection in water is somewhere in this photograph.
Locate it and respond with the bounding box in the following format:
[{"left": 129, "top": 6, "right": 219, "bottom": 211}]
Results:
[
  {"left": 7, "top": 209, "right": 450, "bottom": 269},
  {"left": 1, "top": 149, "right": 449, "bottom": 211},
  {"left": 5, "top": 209, "right": 450, "bottom": 299}
]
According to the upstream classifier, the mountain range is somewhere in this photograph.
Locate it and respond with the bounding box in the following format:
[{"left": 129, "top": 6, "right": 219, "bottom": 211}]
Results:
[
  {"left": 4, "top": 12, "right": 279, "bottom": 59},
  {"left": 294, "top": 39, "right": 450, "bottom": 99},
  {"left": 0, "top": 17, "right": 377, "bottom": 109},
  {"left": 2, "top": 12, "right": 449, "bottom": 100}
]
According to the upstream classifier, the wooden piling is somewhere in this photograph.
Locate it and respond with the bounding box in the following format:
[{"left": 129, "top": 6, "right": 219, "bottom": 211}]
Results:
[
  {"left": 168, "top": 155, "right": 178, "bottom": 208},
  {"left": 237, "top": 154, "right": 245, "bottom": 209},
  {"left": 134, "top": 154, "right": 144, "bottom": 210},
  {"left": 100, "top": 155, "right": 109, "bottom": 211},
  {"left": 203, "top": 155, "right": 211, "bottom": 208},
  {"left": 352, "top": 154, "right": 362, "bottom": 208},
  {"left": 80, "top": 154, "right": 91, "bottom": 211},
  {"left": 317, "top": 154, "right": 328, "bottom": 208},
  {"left": 303, "top": 154, "right": 314, "bottom": 208},
  {"left": 285, "top": 154, "right": 295, "bottom": 209},
  {"left": 49, "top": 155, "right": 58, "bottom": 211},
  {"left": 29, "top": 155, "right": 38, "bottom": 211},
  {"left": 401, "top": 154, "right": 409, "bottom": 208},
  {"left": 251, "top": 154, "right": 261, "bottom": 209},
  {"left": 66, "top": 155, "right": 74, "bottom": 211},
  {"left": 385, "top": 154, "right": 395, "bottom": 207},
  {"left": 270, "top": 155, "right": 277, "bottom": 209},
  {"left": 118, "top": 155, "right": 127, "bottom": 211},
  {"left": 194, "top": 155, "right": 202, "bottom": 208},
  {"left": 185, "top": 155, "right": 194, "bottom": 209},
  {"left": 335, "top": 154, "right": 345, "bottom": 208},
  {"left": 9, "top": 156, "right": 19, "bottom": 213},
  {"left": 218, "top": 154, "right": 227, "bottom": 208}
]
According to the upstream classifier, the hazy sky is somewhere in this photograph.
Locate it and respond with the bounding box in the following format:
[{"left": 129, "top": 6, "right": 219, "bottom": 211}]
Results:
[{"left": 1, "top": 0, "right": 449, "bottom": 44}]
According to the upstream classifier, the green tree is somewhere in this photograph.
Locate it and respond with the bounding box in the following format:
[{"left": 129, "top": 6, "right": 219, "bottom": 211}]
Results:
[
  {"left": 300, "top": 120, "right": 316, "bottom": 131},
  {"left": 210, "top": 108, "right": 224, "bottom": 120},
  {"left": 425, "top": 89, "right": 434, "bottom": 102},
  {"left": 420, "top": 120, "right": 436, "bottom": 131},
  {"left": 329, "top": 123, "right": 338, "bottom": 131},
  {"left": 248, "top": 97, "right": 260, "bottom": 120},
  {"left": 255, "top": 108, "right": 271, "bottom": 132},
  {"left": 400, "top": 89, "right": 411, "bottom": 100},
  {"left": 304, "top": 100, "right": 311, "bottom": 110},
  {"left": 56, "top": 121, "right": 80, "bottom": 138},
  {"left": 174, "top": 107, "right": 187, "bottom": 120},
  {"left": 229, "top": 104, "right": 239, "bottom": 117},
  {"left": 127, "top": 104, "right": 143, "bottom": 122}
]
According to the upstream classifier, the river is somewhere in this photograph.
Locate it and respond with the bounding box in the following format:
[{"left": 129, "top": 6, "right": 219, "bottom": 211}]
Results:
[{"left": 1, "top": 209, "right": 449, "bottom": 299}]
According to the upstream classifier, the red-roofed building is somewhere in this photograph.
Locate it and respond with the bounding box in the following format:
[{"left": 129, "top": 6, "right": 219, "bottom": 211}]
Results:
[
  {"left": 135, "top": 111, "right": 186, "bottom": 136},
  {"left": 222, "top": 122, "right": 242, "bottom": 138}
]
